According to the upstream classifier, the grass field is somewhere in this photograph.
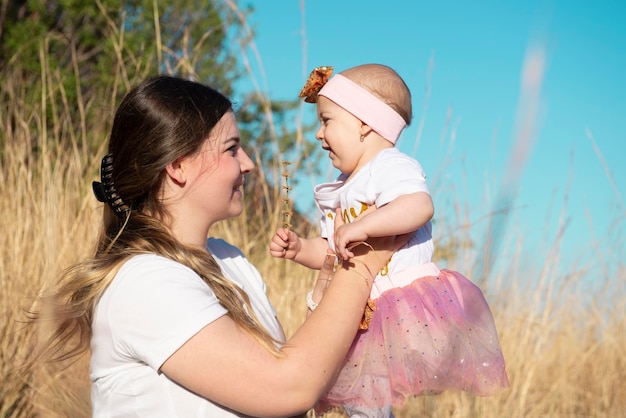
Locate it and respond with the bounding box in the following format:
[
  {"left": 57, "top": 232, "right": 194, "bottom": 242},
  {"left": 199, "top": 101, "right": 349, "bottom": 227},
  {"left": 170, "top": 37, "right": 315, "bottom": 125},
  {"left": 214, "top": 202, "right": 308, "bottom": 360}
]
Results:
[{"left": 1, "top": 10, "right": 624, "bottom": 417}]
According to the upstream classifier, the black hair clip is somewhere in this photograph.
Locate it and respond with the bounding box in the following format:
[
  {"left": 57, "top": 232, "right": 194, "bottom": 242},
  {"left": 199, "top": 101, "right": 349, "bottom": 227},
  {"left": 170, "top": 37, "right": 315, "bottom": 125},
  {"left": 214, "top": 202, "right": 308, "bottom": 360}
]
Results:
[{"left": 92, "top": 153, "right": 130, "bottom": 218}]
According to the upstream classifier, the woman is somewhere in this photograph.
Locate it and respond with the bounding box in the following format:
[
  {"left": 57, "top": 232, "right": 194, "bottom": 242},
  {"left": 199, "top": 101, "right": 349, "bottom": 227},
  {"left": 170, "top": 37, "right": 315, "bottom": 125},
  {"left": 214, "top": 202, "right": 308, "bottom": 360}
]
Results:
[{"left": 36, "top": 75, "right": 406, "bottom": 417}]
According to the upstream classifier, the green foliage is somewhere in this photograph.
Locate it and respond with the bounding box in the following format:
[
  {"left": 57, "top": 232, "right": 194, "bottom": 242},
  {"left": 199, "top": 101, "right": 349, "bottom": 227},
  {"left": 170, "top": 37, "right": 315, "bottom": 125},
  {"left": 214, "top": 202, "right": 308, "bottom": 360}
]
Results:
[
  {"left": 0, "top": 0, "right": 318, "bottom": 197},
  {"left": 1, "top": 0, "right": 237, "bottom": 111}
]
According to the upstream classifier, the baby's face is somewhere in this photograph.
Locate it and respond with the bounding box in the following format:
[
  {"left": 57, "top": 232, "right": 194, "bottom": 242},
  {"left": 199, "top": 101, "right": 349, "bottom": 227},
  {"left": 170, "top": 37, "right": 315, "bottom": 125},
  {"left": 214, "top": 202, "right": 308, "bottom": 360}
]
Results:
[{"left": 315, "top": 96, "right": 367, "bottom": 176}]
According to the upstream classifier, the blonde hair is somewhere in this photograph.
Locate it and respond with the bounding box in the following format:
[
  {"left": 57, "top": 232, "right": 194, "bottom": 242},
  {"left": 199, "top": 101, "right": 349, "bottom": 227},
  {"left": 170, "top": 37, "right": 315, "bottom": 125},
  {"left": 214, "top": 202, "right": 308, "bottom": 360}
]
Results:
[
  {"left": 34, "top": 76, "right": 280, "bottom": 364},
  {"left": 341, "top": 64, "right": 412, "bottom": 124}
]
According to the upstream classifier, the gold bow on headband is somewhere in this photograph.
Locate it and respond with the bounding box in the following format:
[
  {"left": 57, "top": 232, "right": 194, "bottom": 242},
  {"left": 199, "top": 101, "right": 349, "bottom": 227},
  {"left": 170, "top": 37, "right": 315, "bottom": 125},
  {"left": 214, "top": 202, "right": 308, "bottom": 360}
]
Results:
[{"left": 298, "top": 66, "right": 333, "bottom": 103}]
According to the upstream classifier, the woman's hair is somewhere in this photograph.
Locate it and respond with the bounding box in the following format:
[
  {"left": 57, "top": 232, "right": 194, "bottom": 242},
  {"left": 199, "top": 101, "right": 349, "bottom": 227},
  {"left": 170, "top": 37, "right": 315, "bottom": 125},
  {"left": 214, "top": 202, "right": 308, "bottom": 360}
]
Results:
[
  {"left": 36, "top": 75, "right": 280, "bottom": 363},
  {"left": 341, "top": 64, "right": 413, "bottom": 124}
]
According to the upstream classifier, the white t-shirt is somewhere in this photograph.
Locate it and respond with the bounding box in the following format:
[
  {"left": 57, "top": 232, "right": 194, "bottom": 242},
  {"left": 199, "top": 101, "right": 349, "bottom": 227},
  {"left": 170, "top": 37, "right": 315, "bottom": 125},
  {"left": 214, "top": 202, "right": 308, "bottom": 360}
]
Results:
[
  {"left": 90, "top": 238, "right": 285, "bottom": 417},
  {"left": 314, "top": 148, "right": 434, "bottom": 296}
]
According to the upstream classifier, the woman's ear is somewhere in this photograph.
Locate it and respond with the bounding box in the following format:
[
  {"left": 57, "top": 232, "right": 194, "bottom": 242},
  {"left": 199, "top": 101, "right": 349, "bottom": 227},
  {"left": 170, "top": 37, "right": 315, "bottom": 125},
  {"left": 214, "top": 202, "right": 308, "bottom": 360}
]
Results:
[{"left": 165, "top": 157, "right": 187, "bottom": 186}]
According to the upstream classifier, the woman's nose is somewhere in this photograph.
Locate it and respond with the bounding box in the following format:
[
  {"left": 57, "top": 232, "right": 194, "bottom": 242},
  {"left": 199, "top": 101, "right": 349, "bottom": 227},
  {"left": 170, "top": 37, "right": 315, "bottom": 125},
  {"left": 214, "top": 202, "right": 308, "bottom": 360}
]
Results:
[{"left": 238, "top": 148, "right": 255, "bottom": 172}]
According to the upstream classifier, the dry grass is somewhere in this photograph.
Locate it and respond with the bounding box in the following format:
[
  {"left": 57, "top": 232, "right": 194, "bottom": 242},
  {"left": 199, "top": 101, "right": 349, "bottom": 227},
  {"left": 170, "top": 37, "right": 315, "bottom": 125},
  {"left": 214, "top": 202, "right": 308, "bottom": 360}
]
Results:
[{"left": 1, "top": 6, "right": 625, "bottom": 418}]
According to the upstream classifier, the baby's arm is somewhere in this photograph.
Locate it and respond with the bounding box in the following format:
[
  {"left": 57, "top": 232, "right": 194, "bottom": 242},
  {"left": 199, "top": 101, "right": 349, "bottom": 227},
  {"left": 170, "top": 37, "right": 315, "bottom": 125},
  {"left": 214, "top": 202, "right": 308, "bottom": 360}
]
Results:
[
  {"left": 269, "top": 228, "right": 329, "bottom": 270},
  {"left": 334, "top": 192, "right": 434, "bottom": 260}
]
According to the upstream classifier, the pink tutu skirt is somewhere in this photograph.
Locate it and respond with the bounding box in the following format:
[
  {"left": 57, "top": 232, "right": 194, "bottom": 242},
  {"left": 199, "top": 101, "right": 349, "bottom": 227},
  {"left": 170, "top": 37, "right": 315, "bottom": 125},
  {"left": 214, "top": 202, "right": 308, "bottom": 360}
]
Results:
[{"left": 317, "top": 268, "right": 509, "bottom": 411}]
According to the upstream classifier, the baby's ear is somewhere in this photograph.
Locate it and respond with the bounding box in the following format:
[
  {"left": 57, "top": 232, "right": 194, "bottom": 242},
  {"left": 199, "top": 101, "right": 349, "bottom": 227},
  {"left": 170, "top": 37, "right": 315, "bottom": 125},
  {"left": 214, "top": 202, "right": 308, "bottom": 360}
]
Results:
[{"left": 359, "top": 121, "right": 374, "bottom": 137}]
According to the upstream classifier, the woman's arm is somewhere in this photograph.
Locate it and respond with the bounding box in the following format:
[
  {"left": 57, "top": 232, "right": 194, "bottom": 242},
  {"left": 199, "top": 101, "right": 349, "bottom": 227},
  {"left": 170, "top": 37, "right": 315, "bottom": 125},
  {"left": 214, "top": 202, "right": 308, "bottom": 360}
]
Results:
[{"left": 161, "top": 231, "right": 405, "bottom": 417}]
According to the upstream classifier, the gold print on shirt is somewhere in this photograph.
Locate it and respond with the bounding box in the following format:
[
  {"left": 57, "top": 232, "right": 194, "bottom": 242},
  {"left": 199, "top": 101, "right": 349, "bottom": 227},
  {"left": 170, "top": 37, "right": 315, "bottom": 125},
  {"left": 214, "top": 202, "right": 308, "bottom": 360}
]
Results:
[
  {"left": 341, "top": 201, "right": 369, "bottom": 223},
  {"left": 340, "top": 201, "right": 391, "bottom": 276}
]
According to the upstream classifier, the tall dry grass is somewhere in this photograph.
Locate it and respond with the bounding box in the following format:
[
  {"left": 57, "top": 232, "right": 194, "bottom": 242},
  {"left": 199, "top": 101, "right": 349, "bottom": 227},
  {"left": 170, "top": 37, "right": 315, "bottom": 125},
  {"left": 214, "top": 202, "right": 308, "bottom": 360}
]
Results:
[
  {"left": 0, "top": 67, "right": 102, "bottom": 415},
  {"left": 1, "top": 6, "right": 625, "bottom": 418}
]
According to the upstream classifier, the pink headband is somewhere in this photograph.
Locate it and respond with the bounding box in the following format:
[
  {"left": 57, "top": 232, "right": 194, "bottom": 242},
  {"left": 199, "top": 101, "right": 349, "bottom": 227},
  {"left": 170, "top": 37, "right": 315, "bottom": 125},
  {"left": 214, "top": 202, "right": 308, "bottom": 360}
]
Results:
[{"left": 318, "top": 74, "right": 406, "bottom": 144}]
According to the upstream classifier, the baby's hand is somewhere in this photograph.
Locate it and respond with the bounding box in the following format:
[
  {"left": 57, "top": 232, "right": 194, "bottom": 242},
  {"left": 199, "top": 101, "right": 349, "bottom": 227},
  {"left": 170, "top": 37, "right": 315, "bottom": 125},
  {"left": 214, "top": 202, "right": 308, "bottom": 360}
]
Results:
[
  {"left": 333, "top": 221, "right": 369, "bottom": 261},
  {"left": 269, "top": 228, "right": 301, "bottom": 259}
]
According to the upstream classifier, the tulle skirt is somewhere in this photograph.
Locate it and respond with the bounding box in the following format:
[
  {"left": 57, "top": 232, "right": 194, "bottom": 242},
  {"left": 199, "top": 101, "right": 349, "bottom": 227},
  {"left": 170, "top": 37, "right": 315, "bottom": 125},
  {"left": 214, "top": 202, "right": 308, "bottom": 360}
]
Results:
[{"left": 317, "top": 268, "right": 509, "bottom": 412}]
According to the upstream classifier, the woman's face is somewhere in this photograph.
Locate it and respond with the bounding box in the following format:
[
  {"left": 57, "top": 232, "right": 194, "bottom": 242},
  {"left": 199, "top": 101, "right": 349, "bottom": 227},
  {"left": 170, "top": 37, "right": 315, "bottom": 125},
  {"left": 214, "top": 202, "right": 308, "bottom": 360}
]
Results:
[{"left": 183, "top": 111, "right": 255, "bottom": 226}]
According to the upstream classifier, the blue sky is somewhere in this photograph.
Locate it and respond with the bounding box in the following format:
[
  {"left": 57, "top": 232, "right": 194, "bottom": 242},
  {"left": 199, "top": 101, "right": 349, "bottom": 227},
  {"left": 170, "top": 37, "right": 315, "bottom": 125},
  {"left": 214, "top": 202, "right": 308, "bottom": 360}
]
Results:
[{"left": 238, "top": 0, "right": 625, "bottom": 283}]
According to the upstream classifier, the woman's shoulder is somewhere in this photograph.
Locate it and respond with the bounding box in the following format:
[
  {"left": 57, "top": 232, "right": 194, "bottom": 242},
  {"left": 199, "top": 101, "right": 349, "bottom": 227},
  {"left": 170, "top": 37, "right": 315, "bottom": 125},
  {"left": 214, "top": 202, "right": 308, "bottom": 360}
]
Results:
[
  {"left": 114, "top": 254, "right": 204, "bottom": 291},
  {"left": 121, "top": 253, "right": 192, "bottom": 274}
]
